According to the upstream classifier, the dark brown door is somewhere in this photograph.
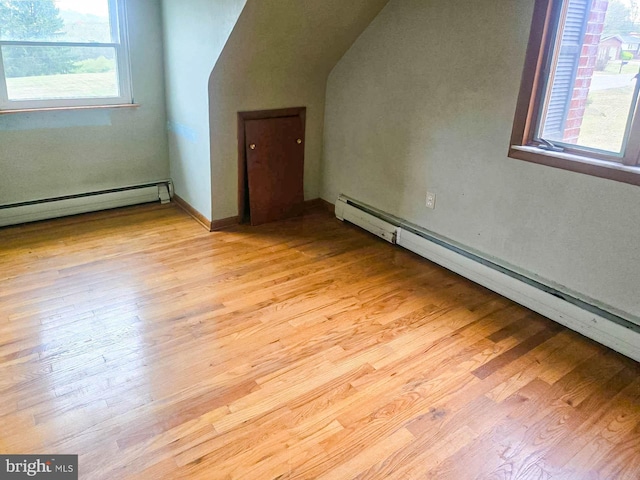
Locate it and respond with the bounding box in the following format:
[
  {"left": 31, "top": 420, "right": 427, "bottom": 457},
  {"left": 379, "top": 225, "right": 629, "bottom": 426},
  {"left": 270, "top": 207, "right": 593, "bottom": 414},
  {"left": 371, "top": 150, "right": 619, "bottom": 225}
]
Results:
[{"left": 244, "top": 116, "right": 304, "bottom": 226}]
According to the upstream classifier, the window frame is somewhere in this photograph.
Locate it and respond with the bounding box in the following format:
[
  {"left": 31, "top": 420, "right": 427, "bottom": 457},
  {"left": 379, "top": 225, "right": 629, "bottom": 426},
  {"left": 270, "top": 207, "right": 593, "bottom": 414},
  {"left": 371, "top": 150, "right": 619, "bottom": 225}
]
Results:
[
  {"left": 0, "top": 0, "right": 133, "bottom": 111},
  {"left": 509, "top": 0, "right": 640, "bottom": 186}
]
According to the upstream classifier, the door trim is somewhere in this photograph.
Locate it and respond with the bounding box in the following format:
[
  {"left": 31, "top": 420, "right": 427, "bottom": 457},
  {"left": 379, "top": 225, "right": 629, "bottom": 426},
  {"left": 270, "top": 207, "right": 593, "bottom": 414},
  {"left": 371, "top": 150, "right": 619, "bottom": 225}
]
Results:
[{"left": 237, "top": 107, "right": 306, "bottom": 223}]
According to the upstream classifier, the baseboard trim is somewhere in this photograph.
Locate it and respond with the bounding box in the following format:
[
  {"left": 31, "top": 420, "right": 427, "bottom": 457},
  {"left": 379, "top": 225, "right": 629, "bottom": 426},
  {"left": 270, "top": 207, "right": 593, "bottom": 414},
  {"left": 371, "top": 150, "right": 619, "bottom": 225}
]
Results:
[
  {"left": 211, "top": 215, "right": 240, "bottom": 231},
  {"left": 224, "top": 198, "right": 333, "bottom": 228},
  {"left": 173, "top": 195, "right": 212, "bottom": 231},
  {"left": 320, "top": 198, "right": 335, "bottom": 214},
  {"left": 303, "top": 198, "right": 323, "bottom": 212},
  {"left": 303, "top": 198, "right": 335, "bottom": 214}
]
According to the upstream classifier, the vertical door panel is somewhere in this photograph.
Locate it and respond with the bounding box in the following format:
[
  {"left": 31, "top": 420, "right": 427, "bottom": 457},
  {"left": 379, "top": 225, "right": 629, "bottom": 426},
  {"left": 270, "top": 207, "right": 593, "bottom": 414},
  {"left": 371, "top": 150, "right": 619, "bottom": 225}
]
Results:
[{"left": 245, "top": 116, "right": 304, "bottom": 225}]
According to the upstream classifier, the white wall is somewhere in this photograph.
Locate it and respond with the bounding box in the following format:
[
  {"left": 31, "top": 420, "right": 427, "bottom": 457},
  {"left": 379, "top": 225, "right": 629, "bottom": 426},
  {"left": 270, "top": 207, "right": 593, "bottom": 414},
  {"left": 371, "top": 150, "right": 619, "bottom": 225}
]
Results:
[
  {"left": 322, "top": 0, "right": 640, "bottom": 320},
  {"left": 208, "top": 0, "right": 389, "bottom": 221},
  {"left": 161, "top": 0, "right": 247, "bottom": 221},
  {"left": 0, "top": 0, "right": 169, "bottom": 205}
]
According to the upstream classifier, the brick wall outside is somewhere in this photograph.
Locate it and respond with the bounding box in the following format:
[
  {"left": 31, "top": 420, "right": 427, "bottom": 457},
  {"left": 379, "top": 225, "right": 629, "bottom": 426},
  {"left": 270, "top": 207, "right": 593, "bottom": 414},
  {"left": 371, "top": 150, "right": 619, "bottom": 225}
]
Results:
[{"left": 563, "top": 0, "right": 609, "bottom": 142}]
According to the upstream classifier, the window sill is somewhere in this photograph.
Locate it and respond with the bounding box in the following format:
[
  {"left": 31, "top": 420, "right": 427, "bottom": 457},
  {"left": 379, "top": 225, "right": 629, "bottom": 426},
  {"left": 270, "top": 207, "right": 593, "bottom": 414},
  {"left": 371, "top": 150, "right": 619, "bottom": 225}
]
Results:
[
  {"left": 509, "top": 145, "right": 640, "bottom": 187},
  {"left": 0, "top": 103, "right": 140, "bottom": 115}
]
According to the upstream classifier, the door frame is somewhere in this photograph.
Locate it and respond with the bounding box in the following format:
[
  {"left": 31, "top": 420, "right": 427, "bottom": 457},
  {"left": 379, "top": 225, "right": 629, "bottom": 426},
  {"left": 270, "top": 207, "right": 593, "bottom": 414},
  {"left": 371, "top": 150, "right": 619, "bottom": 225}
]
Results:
[{"left": 237, "top": 107, "right": 306, "bottom": 223}]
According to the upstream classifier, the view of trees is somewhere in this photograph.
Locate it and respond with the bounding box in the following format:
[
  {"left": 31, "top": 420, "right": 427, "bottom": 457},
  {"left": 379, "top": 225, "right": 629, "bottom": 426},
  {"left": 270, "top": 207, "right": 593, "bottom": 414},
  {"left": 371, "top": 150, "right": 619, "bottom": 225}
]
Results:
[
  {"left": 0, "top": 0, "right": 64, "bottom": 41},
  {"left": 0, "top": 0, "right": 114, "bottom": 78},
  {"left": 603, "top": 0, "right": 640, "bottom": 35},
  {"left": 0, "top": 0, "right": 76, "bottom": 77}
]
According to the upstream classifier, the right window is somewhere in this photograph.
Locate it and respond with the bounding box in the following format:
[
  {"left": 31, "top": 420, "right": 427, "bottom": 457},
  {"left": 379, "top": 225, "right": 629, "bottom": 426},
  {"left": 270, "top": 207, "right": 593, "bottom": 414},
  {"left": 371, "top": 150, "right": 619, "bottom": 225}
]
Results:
[{"left": 510, "top": 0, "right": 640, "bottom": 185}]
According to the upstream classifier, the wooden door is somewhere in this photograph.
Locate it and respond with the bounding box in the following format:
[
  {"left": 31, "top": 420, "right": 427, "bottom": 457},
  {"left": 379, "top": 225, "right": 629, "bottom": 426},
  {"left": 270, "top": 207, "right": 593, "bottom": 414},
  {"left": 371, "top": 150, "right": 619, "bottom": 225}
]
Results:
[{"left": 244, "top": 115, "right": 305, "bottom": 226}]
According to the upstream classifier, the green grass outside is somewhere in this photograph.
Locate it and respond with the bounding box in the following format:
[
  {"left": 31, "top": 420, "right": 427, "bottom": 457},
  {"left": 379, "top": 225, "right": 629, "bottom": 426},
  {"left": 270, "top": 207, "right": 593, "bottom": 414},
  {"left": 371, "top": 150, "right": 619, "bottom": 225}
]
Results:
[
  {"left": 602, "top": 59, "right": 640, "bottom": 75},
  {"left": 579, "top": 84, "right": 635, "bottom": 153},
  {"left": 6, "top": 71, "right": 118, "bottom": 100}
]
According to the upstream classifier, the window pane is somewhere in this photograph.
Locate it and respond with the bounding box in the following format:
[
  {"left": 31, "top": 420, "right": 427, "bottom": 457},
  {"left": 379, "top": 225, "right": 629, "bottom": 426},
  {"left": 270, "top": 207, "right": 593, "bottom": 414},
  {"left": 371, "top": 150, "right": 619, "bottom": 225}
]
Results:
[
  {"left": 3, "top": 45, "right": 119, "bottom": 100},
  {"left": 0, "top": 0, "right": 114, "bottom": 43},
  {"left": 538, "top": 0, "right": 638, "bottom": 154}
]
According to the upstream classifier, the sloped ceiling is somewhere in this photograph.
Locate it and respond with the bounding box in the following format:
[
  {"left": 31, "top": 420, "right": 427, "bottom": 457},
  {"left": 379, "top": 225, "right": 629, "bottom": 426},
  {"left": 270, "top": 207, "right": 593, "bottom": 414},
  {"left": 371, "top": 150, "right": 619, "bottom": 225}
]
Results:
[{"left": 208, "top": 0, "right": 390, "bottom": 220}]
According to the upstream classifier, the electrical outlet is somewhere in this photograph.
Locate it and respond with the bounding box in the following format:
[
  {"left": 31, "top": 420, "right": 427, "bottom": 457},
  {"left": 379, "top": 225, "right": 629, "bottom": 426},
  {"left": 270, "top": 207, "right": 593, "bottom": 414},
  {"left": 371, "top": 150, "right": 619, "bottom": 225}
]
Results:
[{"left": 425, "top": 192, "right": 436, "bottom": 209}]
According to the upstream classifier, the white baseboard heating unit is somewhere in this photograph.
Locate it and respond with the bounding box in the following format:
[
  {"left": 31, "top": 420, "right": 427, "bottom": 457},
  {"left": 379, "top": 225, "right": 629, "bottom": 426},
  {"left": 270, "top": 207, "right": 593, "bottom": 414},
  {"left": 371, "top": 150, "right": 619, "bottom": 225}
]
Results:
[
  {"left": 334, "top": 194, "right": 640, "bottom": 362},
  {"left": 335, "top": 195, "right": 399, "bottom": 243},
  {"left": 0, "top": 181, "right": 172, "bottom": 228}
]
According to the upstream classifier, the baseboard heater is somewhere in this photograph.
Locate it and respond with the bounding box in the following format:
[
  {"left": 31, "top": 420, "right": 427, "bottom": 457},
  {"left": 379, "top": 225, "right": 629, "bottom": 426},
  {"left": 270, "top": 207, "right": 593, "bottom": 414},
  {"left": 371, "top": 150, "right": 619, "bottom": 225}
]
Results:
[
  {"left": 0, "top": 181, "right": 172, "bottom": 228},
  {"left": 335, "top": 194, "right": 640, "bottom": 362}
]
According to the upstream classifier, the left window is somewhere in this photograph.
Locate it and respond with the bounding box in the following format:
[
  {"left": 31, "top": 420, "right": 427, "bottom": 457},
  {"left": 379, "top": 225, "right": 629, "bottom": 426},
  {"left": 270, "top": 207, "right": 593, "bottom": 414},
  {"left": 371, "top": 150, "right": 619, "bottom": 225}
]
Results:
[{"left": 0, "top": 0, "right": 132, "bottom": 110}]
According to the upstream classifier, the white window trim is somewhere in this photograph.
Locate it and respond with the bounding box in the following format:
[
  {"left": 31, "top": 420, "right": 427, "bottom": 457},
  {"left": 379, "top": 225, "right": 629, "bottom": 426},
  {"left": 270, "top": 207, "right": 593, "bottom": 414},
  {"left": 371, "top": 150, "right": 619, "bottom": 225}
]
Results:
[{"left": 0, "top": 0, "right": 133, "bottom": 110}]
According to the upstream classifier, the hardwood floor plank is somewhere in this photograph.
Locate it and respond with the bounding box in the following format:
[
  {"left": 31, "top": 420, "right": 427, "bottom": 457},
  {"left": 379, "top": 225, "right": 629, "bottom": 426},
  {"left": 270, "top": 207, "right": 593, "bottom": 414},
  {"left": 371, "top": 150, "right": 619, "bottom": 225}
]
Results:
[
  {"left": 0, "top": 204, "right": 637, "bottom": 479},
  {"left": 317, "top": 427, "right": 415, "bottom": 480},
  {"left": 471, "top": 320, "right": 564, "bottom": 380}
]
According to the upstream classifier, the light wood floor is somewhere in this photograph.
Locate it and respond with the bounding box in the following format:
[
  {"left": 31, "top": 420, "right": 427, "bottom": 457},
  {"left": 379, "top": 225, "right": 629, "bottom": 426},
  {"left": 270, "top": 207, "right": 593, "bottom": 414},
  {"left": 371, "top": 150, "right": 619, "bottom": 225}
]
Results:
[{"left": 1, "top": 204, "right": 639, "bottom": 479}]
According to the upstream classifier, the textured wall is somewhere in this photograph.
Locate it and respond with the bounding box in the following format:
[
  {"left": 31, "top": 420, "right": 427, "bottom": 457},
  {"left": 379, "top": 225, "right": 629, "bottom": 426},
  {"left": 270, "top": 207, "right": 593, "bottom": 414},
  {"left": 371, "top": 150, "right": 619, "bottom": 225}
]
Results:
[
  {"left": 162, "top": 0, "right": 247, "bottom": 220},
  {"left": 322, "top": 0, "right": 640, "bottom": 319},
  {"left": 0, "top": 0, "right": 169, "bottom": 205},
  {"left": 207, "top": 0, "right": 389, "bottom": 221}
]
